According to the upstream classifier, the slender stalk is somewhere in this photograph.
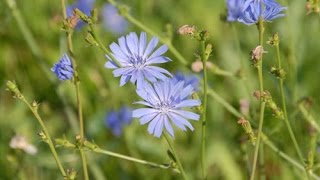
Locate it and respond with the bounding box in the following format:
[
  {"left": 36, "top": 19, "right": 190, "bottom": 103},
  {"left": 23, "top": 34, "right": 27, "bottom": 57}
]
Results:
[
  {"left": 61, "top": 0, "right": 89, "bottom": 179},
  {"left": 200, "top": 40, "right": 208, "bottom": 179},
  {"left": 261, "top": 134, "right": 319, "bottom": 180},
  {"left": 6, "top": 81, "right": 66, "bottom": 177},
  {"left": 275, "top": 41, "right": 306, "bottom": 169},
  {"left": 107, "top": 0, "right": 187, "bottom": 65},
  {"left": 163, "top": 133, "right": 188, "bottom": 180},
  {"left": 26, "top": 102, "right": 67, "bottom": 177},
  {"left": 250, "top": 17, "right": 266, "bottom": 180},
  {"left": 91, "top": 147, "right": 180, "bottom": 173},
  {"left": 299, "top": 104, "right": 320, "bottom": 133},
  {"left": 206, "top": 88, "right": 320, "bottom": 179}
]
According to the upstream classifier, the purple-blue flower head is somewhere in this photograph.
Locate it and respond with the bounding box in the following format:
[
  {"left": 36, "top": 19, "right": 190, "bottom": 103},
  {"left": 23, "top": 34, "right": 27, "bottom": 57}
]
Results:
[
  {"left": 226, "top": 0, "right": 246, "bottom": 22},
  {"left": 105, "top": 32, "right": 172, "bottom": 88},
  {"left": 102, "top": 4, "right": 128, "bottom": 35},
  {"left": 51, "top": 54, "right": 74, "bottom": 80},
  {"left": 133, "top": 79, "right": 201, "bottom": 138},
  {"left": 105, "top": 106, "right": 132, "bottom": 137},
  {"left": 66, "top": 0, "right": 94, "bottom": 29},
  {"left": 173, "top": 72, "right": 200, "bottom": 91},
  {"left": 238, "top": 0, "right": 287, "bottom": 25}
]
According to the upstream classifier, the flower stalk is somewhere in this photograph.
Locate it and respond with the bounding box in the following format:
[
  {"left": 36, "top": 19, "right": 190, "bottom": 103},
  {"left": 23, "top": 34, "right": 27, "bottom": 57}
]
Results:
[
  {"left": 6, "top": 81, "right": 67, "bottom": 177},
  {"left": 200, "top": 36, "right": 210, "bottom": 179},
  {"left": 61, "top": 0, "right": 89, "bottom": 179},
  {"left": 250, "top": 17, "right": 266, "bottom": 180},
  {"left": 163, "top": 132, "right": 188, "bottom": 180},
  {"left": 271, "top": 33, "right": 306, "bottom": 169}
]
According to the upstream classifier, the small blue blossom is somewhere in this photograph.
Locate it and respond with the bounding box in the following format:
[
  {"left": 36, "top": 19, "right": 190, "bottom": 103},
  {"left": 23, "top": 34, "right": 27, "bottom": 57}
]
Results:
[
  {"left": 173, "top": 72, "right": 200, "bottom": 91},
  {"left": 226, "top": 0, "right": 246, "bottom": 22},
  {"left": 133, "top": 79, "right": 201, "bottom": 138},
  {"left": 238, "top": 0, "right": 287, "bottom": 25},
  {"left": 102, "top": 4, "right": 128, "bottom": 35},
  {"left": 105, "top": 32, "right": 172, "bottom": 89},
  {"left": 105, "top": 106, "right": 133, "bottom": 136},
  {"left": 51, "top": 54, "right": 74, "bottom": 80},
  {"left": 66, "top": 0, "right": 94, "bottom": 29}
]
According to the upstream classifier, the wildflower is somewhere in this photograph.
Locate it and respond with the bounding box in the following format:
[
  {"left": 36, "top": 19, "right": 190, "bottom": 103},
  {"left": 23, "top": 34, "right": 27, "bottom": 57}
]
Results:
[
  {"left": 51, "top": 54, "right": 74, "bottom": 80},
  {"left": 173, "top": 72, "right": 200, "bottom": 91},
  {"left": 10, "top": 135, "right": 38, "bottom": 155},
  {"left": 238, "top": 0, "right": 287, "bottom": 25},
  {"left": 133, "top": 79, "right": 201, "bottom": 138},
  {"left": 66, "top": 0, "right": 94, "bottom": 29},
  {"left": 105, "top": 106, "right": 133, "bottom": 136},
  {"left": 102, "top": 4, "right": 128, "bottom": 34},
  {"left": 226, "top": 0, "right": 246, "bottom": 22},
  {"left": 105, "top": 32, "right": 172, "bottom": 88}
]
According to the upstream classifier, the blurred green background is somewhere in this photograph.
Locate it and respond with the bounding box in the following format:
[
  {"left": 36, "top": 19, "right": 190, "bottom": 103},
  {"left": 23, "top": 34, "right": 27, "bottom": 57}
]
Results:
[{"left": 1, "top": 0, "right": 320, "bottom": 179}]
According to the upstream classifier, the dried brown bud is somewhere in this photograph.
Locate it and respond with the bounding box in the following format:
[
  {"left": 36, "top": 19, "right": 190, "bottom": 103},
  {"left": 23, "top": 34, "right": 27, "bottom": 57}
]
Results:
[
  {"left": 251, "top": 45, "right": 267, "bottom": 62},
  {"left": 178, "top": 25, "right": 196, "bottom": 35}
]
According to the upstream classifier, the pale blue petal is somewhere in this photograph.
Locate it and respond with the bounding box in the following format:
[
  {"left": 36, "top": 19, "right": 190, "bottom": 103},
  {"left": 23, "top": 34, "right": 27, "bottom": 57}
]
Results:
[
  {"left": 164, "top": 116, "right": 174, "bottom": 137},
  {"left": 175, "top": 99, "right": 201, "bottom": 108},
  {"left": 143, "top": 37, "right": 158, "bottom": 58},
  {"left": 133, "top": 108, "right": 158, "bottom": 118},
  {"left": 139, "top": 32, "right": 147, "bottom": 56},
  {"left": 148, "top": 45, "right": 168, "bottom": 59},
  {"left": 172, "top": 110, "right": 200, "bottom": 121},
  {"left": 169, "top": 112, "right": 194, "bottom": 131},
  {"left": 147, "top": 114, "right": 161, "bottom": 135},
  {"left": 139, "top": 112, "right": 158, "bottom": 125},
  {"left": 154, "top": 115, "right": 165, "bottom": 137}
]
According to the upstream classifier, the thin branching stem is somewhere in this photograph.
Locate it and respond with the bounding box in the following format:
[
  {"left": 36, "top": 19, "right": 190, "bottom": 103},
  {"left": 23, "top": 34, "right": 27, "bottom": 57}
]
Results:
[
  {"left": 250, "top": 17, "right": 266, "bottom": 180},
  {"left": 207, "top": 88, "right": 320, "bottom": 180},
  {"left": 61, "top": 0, "right": 89, "bottom": 179},
  {"left": 274, "top": 41, "right": 308, "bottom": 179},
  {"left": 163, "top": 133, "right": 188, "bottom": 180},
  {"left": 200, "top": 40, "right": 208, "bottom": 179}
]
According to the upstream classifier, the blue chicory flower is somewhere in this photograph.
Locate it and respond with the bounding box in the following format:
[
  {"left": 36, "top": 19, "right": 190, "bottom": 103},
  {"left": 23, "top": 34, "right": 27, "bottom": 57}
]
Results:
[
  {"left": 102, "top": 4, "right": 128, "bottom": 35},
  {"left": 105, "top": 32, "right": 172, "bottom": 89},
  {"left": 66, "top": 0, "right": 94, "bottom": 29},
  {"left": 173, "top": 72, "right": 200, "bottom": 91},
  {"left": 105, "top": 106, "right": 133, "bottom": 136},
  {"left": 238, "top": 0, "right": 287, "bottom": 25},
  {"left": 226, "top": 0, "right": 246, "bottom": 22},
  {"left": 132, "top": 79, "right": 201, "bottom": 138},
  {"left": 51, "top": 54, "right": 74, "bottom": 80}
]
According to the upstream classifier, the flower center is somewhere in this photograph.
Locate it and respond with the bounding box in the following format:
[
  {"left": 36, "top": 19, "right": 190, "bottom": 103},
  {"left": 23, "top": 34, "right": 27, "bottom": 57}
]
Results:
[
  {"left": 132, "top": 55, "right": 146, "bottom": 69},
  {"left": 157, "top": 102, "right": 171, "bottom": 114}
]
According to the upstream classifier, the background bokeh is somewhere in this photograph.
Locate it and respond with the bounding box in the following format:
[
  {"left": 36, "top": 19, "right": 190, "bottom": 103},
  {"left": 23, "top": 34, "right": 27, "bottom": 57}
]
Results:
[{"left": 1, "top": 0, "right": 320, "bottom": 179}]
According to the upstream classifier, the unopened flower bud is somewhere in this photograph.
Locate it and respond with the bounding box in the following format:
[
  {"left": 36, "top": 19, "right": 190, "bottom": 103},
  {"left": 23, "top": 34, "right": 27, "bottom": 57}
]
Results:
[
  {"left": 67, "top": 169, "right": 77, "bottom": 180},
  {"left": 239, "top": 99, "right": 250, "bottom": 116},
  {"left": 237, "top": 117, "right": 256, "bottom": 145},
  {"left": 38, "top": 131, "right": 48, "bottom": 142}
]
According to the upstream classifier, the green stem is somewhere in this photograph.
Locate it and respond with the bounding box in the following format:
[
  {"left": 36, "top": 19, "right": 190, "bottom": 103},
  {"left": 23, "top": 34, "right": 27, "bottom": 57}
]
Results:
[
  {"left": 206, "top": 89, "right": 320, "bottom": 179},
  {"left": 87, "top": 24, "right": 122, "bottom": 67},
  {"left": 200, "top": 40, "right": 208, "bottom": 179},
  {"left": 61, "top": 0, "right": 89, "bottom": 179},
  {"left": 108, "top": 0, "right": 187, "bottom": 65},
  {"left": 21, "top": 98, "right": 66, "bottom": 177},
  {"left": 163, "top": 133, "right": 188, "bottom": 180},
  {"left": 261, "top": 134, "right": 319, "bottom": 180},
  {"left": 91, "top": 147, "right": 180, "bottom": 173},
  {"left": 299, "top": 104, "right": 320, "bottom": 132},
  {"left": 275, "top": 43, "right": 306, "bottom": 168},
  {"left": 250, "top": 18, "right": 266, "bottom": 180}
]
